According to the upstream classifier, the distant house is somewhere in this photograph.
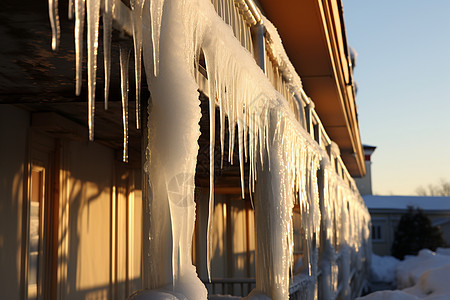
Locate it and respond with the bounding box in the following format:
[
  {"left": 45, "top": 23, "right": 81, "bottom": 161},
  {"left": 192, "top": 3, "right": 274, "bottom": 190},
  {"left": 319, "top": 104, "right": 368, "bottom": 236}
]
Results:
[
  {"left": 355, "top": 146, "right": 450, "bottom": 256},
  {"left": 364, "top": 195, "right": 450, "bottom": 256}
]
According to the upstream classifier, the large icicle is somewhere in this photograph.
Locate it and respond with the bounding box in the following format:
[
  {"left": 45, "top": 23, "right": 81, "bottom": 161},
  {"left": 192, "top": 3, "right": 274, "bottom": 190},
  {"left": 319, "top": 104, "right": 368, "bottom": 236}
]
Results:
[
  {"left": 130, "top": 0, "right": 145, "bottom": 129},
  {"left": 120, "top": 41, "right": 132, "bottom": 163},
  {"left": 149, "top": 0, "right": 165, "bottom": 76},
  {"left": 141, "top": 0, "right": 207, "bottom": 298},
  {"left": 203, "top": 52, "right": 216, "bottom": 281},
  {"left": 86, "top": 0, "right": 101, "bottom": 141}
]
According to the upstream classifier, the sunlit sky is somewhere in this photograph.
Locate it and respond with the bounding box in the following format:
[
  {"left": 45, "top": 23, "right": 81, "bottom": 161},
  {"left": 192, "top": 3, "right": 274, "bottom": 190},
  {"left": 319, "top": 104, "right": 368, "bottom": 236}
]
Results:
[{"left": 343, "top": 0, "right": 450, "bottom": 195}]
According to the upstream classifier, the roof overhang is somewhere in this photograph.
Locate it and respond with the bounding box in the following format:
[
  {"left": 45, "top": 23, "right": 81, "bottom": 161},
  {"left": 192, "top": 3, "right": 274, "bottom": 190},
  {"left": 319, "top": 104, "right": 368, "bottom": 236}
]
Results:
[{"left": 257, "top": 0, "right": 366, "bottom": 177}]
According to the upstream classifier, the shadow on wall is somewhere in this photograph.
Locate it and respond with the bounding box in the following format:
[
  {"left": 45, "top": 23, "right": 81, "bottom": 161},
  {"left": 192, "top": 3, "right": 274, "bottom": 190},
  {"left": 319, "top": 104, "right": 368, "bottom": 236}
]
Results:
[
  {"left": 63, "top": 141, "right": 142, "bottom": 299},
  {"left": 194, "top": 192, "right": 256, "bottom": 297}
]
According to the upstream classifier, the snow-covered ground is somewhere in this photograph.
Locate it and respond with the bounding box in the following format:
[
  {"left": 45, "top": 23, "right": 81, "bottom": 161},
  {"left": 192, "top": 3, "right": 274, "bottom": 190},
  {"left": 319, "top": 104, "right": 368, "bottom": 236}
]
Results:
[
  {"left": 369, "top": 253, "right": 400, "bottom": 283},
  {"left": 359, "top": 249, "right": 450, "bottom": 300}
]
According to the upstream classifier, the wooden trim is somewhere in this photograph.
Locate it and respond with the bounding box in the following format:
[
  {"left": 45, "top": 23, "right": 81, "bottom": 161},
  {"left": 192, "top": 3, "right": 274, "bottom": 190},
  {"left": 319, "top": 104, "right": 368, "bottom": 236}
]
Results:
[
  {"left": 42, "top": 141, "right": 59, "bottom": 300},
  {"left": 245, "top": 204, "right": 251, "bottom": 279},
  {"left": 22, "top": 129, "right": 59, "bottom": 300}
]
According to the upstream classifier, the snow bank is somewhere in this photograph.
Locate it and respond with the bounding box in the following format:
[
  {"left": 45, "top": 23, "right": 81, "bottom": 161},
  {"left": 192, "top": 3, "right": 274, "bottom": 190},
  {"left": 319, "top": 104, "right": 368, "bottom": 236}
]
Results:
[
  {"left": 402, "top": 263, "right": 450, "bottom": 299},
  {"left": 358, "top": 249, "right": 450, "bottom": 300},
  {"left": 396, "top": 249, "right": 450, "bottom": 289},
  {"left": 358, "top": 290, "right": 420, "bottom": 300},
  {"left": 436, "top": 247, "right": 450, "bottom": 256},
  {"left": 369, "top": 254, "right": 399, "bottom": 283}
]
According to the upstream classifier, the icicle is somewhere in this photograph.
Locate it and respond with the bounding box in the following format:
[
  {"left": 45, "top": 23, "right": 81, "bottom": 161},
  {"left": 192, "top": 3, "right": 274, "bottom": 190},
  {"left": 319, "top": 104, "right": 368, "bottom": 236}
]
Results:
[
  {"left": 202, "top": 51, "right": 216, "bottom": 281},
  {"left": 216, "top": 0, "right": 222, "bottom": 19},
  {"left": 237, "top": 98, "right": 245, "bottom": 198},
  {"left": 74, "top": 0, "right": 86, "bottom": 96},
  {"left": 86, "top": 0, "right": 101, "bottom": 141},
  {"left": 130, "top": 0, "right": 145, "bottom": 129},
  {"left": 150, "top": 0, "right": 165, "bottom": 76},
  {"left": 224, "top": 0, "right": 231, "bottom": 26},
  {"left": 48, "top": 0, "right": 60, "bottom": 51},
  {"left": 207, "top": 82, "right": 216, "bottom": 281},
  {"left": 68, "top": 0, "right": 74, "bottom": 19},
  {"left": 120, "top": 41, "right": 132, "bottom": 163},
  {"left": 102, "top": 0, "right": 113, "bottom": 110},
  {"left": 228, "top": 100, "right": 235, "bottom": 165}
]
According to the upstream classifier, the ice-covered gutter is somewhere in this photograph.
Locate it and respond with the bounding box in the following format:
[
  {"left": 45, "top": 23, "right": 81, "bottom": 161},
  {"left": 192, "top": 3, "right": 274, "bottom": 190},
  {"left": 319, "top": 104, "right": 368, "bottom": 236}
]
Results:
[{"left": 242, "top": 2, "right": 359, "bottom": 190}]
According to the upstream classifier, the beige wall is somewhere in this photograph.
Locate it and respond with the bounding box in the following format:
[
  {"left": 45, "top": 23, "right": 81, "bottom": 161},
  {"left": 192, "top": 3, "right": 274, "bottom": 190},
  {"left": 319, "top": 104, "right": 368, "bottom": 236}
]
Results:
[
  {"left": 354, "top": 160, "right": 372, "bottom": 196},
  {"left": 0, "top": 105, "right": 29, "bottom": 299},
  {"left": 63, "top": 141, "right": 114, "bottom": 298},
  {"left": 62, "top": 140, "right": 143, "bottom": 299},
  {"left": 0, "top": 106, "right": 143, "bottom": 299}
]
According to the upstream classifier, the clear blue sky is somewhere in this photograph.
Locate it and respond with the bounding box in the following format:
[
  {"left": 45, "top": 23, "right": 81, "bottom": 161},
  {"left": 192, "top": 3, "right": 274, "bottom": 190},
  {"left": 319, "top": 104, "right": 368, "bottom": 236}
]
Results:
[{"left": 343, "top": 0, "right": 450, "bottom": 195}]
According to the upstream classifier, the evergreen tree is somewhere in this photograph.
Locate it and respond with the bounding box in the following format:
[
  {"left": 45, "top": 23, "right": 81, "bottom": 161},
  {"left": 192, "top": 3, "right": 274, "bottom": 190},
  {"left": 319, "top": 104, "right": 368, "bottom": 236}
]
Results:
[{"left": 391, "top": 207, "right": 446, "bottom": 260}]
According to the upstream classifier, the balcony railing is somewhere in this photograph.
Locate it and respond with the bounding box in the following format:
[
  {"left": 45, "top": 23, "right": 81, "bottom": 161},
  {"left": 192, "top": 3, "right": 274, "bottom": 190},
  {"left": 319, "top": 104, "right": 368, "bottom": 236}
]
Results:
[{"left": 203, "top": 277, "right": 256, "bottom": 297}]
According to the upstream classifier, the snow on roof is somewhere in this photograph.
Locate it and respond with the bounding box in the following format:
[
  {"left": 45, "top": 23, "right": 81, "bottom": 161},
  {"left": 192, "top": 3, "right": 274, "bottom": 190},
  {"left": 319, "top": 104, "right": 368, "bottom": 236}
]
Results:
[{"left": 363, "top": 195, "right": 450, "bottom": 211}]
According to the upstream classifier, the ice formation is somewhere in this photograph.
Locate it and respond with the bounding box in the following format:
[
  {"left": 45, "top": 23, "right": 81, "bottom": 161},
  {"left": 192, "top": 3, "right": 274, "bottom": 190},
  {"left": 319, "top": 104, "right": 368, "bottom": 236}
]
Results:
[{"left": 48, "top": 0, "right": 371, "bottom": 299}]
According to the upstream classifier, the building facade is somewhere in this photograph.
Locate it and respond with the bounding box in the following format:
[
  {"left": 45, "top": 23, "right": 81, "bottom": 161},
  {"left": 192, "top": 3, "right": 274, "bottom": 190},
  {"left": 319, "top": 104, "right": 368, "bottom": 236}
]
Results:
[{"left": 0, "top": 0, "right": 371, "bottom": 299}]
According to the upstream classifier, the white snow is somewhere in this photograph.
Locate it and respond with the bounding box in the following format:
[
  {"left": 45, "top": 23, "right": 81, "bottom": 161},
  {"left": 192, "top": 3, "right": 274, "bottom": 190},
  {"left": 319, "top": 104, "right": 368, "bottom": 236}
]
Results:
[
  {"left": 436, "top": 248, "right": 450, "bottom": 256},
  {"left": 396, "top": 249, "right": 450, "bottom": 289},
  {"left": 369, "top": 254, "right": 399, "bottom": 283},
  {"left": 359, "top": 249, "right": 450, "bottom": 300},
  {"left": 364, "top": 195, "right": 450, "bottom": 211}
]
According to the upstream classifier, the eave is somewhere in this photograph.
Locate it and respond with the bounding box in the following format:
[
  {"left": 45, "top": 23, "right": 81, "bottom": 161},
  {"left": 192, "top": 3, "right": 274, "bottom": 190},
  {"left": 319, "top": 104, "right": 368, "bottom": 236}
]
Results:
[{"left": 257, "top": 0, "right": 366, "bottom": 177}]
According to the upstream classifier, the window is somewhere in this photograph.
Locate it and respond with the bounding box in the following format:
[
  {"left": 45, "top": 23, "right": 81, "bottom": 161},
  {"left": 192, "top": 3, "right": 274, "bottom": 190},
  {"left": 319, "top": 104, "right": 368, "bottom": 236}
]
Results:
[
  {"left": 27, "top": 167, "right": 45, "bottom": 300},
  {"left": 371, "top": 224, "right": 384, "bottom": 242}
]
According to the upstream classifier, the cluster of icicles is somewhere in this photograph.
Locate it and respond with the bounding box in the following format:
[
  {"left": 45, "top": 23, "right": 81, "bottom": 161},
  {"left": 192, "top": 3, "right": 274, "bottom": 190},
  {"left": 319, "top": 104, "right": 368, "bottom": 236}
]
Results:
[
  {"left": 48, "top": 0, "right": 164, "bottom": 161},
  {"left": 48, "top": 0, "right": 370, "bottom": 299},
  {"left": 319, "top": 150, "right": 371, "bottom": 299}
]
